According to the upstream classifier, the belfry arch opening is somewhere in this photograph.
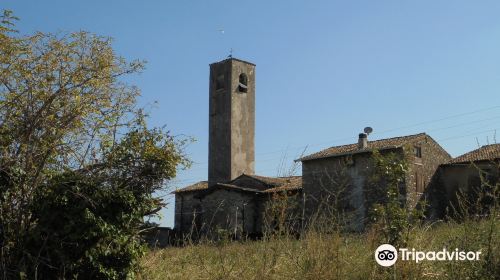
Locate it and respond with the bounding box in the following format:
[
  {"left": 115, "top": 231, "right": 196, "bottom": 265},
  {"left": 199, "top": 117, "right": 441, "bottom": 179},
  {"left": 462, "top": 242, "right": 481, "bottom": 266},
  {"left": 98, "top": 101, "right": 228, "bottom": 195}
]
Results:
[{"left": 238, "top": 73, "right": 248, "bottom": 93}]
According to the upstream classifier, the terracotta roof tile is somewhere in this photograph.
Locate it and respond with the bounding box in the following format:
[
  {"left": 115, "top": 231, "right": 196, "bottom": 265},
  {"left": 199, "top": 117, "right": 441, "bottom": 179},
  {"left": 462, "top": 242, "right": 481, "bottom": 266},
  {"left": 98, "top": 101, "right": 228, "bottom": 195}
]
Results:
[
  {"left": 263, "top": 183, "right": 303, "bottom": 193},
  {"left": 173, "top": 175, "right": 302, "bottom": 194},
  {"left": 299, "top": 133, "right": 429, "bottom": 161},
  {"left": 449, "top": 144, "right": 500, "bottom": 164},
  {"left": 214, "top": 183, "right": 261, "bottom": 193},
  {"left": 172, "top": 181, "right": 208, "bottom": 194},
  {"left": 242, "top": 174, "right": 302, "bottom": 188}
]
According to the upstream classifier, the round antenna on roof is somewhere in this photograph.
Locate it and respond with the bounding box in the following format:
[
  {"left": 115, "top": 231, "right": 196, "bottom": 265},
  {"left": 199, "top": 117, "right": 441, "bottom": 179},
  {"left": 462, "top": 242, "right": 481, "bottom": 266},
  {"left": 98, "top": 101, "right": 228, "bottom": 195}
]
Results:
[{"left": 364, "top": 127, "right": 373, "bottom": 135}]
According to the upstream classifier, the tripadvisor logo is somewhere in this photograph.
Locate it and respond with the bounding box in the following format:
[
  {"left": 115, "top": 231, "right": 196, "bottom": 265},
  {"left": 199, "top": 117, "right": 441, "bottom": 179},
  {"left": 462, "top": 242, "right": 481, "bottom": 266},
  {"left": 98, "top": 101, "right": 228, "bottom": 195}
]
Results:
[
  {"left": 374, "top": 244, "right": 482, "bottom": 267},
  {"left": 375, "top": 244, "right": 398, "bottom": 267}
]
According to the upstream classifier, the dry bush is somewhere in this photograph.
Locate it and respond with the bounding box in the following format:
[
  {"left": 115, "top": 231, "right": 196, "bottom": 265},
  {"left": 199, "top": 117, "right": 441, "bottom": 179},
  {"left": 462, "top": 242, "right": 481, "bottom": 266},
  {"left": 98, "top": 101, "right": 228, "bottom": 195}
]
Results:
[{"left": 140, "top": 216, "right": 498, "bottom": 280}]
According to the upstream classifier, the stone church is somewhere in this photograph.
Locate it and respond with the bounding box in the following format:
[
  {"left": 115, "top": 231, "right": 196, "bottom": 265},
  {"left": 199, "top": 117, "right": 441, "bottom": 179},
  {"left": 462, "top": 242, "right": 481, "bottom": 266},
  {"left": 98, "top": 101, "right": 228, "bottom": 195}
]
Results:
[
  {"left": 173, "top": 58, "right": 302, "bottom": 238},
  {"left": 173, "top": 57, "right": 500, "bottom": 237}
]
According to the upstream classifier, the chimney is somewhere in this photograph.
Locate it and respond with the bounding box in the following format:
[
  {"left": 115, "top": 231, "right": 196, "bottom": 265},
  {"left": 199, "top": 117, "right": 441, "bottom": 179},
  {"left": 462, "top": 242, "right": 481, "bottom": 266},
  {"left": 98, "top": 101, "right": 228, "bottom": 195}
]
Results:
[{"left": 358, "top": 133, "right": 368, "bottom": 149}]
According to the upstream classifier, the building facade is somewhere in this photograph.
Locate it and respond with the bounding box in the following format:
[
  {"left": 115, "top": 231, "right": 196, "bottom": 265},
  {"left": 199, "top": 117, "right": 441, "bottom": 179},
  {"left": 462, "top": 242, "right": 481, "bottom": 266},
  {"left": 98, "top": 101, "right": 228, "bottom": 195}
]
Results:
[
  {"left": 172, "top": 57, "right": 499, "bottom": 239},
  {"left": 299, "top": 133, "right": 451, "bottom": 231},
  {"left": 174, "top": 174, "right": 301, "bottom": 238},
  {"left": 208, "top": 58, "right": 255, "bottom": 185},
  {"left": 425, "top": 144, "right": 500, "bottom": 220},
  {"left": 174, "top": 58, "right": 301, "bottom": 238}
]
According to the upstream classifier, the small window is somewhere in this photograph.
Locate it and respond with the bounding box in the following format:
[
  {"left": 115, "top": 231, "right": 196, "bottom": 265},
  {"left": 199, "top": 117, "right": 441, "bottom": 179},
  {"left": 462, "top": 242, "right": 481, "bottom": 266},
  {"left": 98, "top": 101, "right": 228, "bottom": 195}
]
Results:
[
  {"left": 238, "top": 73, "right": 248, "bottom": 93},
  {"left": 215, "top": 74, "right": 225, "bottom": 90},
  {"left": 416, "top": 172, "right": 424, "bottom": 193},
  {"left": 414, "top": 146, "right": 422, "bottom": 158}
]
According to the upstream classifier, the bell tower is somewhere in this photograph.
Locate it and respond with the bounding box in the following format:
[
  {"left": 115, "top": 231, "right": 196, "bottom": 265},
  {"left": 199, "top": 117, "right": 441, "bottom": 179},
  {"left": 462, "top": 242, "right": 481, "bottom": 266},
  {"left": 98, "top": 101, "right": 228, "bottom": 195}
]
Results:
[{"left": 208, "top": 58, "right": 255, "bottom": 186}]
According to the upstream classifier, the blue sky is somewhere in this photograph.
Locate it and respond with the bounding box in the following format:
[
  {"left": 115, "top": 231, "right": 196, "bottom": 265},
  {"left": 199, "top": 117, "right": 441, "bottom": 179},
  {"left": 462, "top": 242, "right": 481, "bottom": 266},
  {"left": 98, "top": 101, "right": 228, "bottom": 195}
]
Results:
[{"left": 4, "top": 1, "right": 500, "bottom": 227}]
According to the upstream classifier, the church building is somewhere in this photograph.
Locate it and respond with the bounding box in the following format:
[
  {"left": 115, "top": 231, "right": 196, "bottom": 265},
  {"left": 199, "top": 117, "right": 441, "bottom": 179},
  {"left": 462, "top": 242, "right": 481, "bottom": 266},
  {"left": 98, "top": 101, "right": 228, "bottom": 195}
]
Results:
[
  {"left": 172, "top": 57, "right": 500, "bottom": 238},
  {"left": 173, "top": 58, "right": 302, "bottom": 238}
]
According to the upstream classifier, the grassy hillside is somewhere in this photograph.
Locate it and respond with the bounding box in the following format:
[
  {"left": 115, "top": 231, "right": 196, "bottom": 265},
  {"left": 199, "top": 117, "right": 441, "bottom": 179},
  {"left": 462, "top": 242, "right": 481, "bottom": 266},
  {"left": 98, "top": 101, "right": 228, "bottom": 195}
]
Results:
[{"left": 139, "top": 218, "right": 499, "bottom": 280}]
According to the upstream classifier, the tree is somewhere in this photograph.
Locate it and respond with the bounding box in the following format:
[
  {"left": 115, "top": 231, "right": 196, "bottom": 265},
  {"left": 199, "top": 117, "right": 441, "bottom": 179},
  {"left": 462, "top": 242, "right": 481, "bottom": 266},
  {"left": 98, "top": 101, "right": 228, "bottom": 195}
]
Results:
[
  {"left": 368, "top": 149, "right": 423, "bottom": 246},
  {"left": 0, "top": 11, "right": 190, "bottom": 278}
]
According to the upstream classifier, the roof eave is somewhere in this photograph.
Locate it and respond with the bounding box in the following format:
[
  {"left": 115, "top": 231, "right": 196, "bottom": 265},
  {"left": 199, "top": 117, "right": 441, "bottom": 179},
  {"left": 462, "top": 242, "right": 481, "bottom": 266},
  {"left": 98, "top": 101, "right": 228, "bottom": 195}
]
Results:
[
  {"left": 299, "top": 146, "right": 402, "bottom": 162},
  {"left": 441, "top": 157, "right": 500, "bottom": 167}
]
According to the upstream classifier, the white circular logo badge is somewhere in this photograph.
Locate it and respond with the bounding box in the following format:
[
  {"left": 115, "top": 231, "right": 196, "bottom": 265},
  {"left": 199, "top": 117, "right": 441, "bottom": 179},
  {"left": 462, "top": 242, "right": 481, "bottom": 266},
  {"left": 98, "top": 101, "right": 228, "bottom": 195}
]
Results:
[{"left": 375, "top": 244, "right": 398, "bottom": 267}]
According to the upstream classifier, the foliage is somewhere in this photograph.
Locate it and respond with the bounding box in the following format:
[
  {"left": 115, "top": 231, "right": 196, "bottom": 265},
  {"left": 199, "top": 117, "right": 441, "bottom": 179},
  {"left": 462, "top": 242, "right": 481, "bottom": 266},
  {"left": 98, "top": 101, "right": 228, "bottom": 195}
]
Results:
[
  {"left": 368, "top": 149, "right": 424, "bottom": 246},
  {"left": 263, "top": 192, "right": 302, "bottom": 237},
  {"left": 309, "top": 160, "right": 353, "bottom": 232},
  {"left": 139, "top": 219, "right": 499, "bottom": 280},
  {"left": 451, "top": 161, "right": 499, "bottom": 220},
  {"left": 0, "top": 10, "right": 189, "bottom": 279}
]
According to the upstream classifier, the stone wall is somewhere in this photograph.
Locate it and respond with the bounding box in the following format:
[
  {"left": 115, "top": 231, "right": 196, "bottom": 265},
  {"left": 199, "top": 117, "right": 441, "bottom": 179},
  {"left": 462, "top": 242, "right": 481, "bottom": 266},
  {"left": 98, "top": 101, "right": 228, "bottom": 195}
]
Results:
[
  {"left": 425, "top": 160, "right": 499, "bottom": 219},
  {"left": 302, "top": 153, "right": 375, "bottom": 231},
  {"left": 201, "top": 188, "right": 259, "bottom": 237},
  {"left": 208, "top": 59, "right": 255, "bottom": 185},
  {"left": 175, "top": 188, "right": 262, "bottom": 238},
  {"left": 174, "top": 191, "right": 202, "bottom": 235},
  {"left": 405, "top": 135, "right": 452, "bottom": 208},
  {"left": 302, "top": 136, "right": 451, "bottom": 231}
]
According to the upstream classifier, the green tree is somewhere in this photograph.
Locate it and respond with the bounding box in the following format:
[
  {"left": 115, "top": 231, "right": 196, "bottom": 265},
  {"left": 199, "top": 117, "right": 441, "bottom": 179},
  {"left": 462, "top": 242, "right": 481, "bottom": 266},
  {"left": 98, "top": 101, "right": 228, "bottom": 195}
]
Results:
[
  {"left": 368, "top": 149, "right": 423, "bottom": 246},
  {"left": 0, "top": 11, "right": 190, "bottom": 278}
]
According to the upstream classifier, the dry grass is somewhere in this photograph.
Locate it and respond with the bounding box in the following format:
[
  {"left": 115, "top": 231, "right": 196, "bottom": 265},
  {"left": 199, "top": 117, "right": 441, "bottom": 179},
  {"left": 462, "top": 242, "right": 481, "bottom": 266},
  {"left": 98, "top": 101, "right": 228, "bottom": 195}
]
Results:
[{"left": 139, "top": 218, "right": 499, "bottom": 280}]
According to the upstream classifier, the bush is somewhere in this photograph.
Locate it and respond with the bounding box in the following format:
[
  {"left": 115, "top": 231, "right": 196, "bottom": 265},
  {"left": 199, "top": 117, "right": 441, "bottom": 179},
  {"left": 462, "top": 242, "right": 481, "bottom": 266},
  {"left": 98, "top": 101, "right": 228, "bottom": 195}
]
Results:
[
  {"left": 0, "top": 11, "right": 190, "bottom": 278},
  {"left": 140, "top": 218, "right": 499, "bottom": 280}
]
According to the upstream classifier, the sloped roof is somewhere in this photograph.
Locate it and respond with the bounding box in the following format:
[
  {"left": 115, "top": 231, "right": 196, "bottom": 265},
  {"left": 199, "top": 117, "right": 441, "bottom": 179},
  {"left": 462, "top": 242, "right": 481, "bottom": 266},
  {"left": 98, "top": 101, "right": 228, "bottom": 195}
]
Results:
[
  {"left": 172, "top": 181, "right": 208, "bottom": 194},
  {"left": 253, "top": 175, "right": 302, "bottom": 193},
  {"left": 449, "top": 144, "right": 500, "bottom": 164},
  {"left": 263, "top": 185, "right": 301, "bottom": 193},
  {"left": 299, "top": 133, "right": 431, "bottom": 162},
  {"left": 214, "top": 183, "right": 262, "bottom": 193},
  {"left": 172, "top": 175, "right": 302, "bottom": 194},
  {"left": 243, "top": 174, "right": 302, "bottom": 188}
]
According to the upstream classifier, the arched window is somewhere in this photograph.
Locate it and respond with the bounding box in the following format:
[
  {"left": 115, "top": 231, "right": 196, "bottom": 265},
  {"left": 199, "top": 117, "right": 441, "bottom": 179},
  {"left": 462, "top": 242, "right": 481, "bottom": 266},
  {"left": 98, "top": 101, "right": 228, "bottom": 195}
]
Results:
[{"left": 238, "top": 73, "right": 248, "bottom": 93}]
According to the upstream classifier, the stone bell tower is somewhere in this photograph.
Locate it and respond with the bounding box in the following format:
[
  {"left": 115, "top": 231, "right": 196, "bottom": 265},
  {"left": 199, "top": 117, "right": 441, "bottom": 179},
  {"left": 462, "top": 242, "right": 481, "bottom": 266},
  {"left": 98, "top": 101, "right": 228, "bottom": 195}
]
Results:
[{"left": 208, "top": 58, "right": 255, "bottom": 186}]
